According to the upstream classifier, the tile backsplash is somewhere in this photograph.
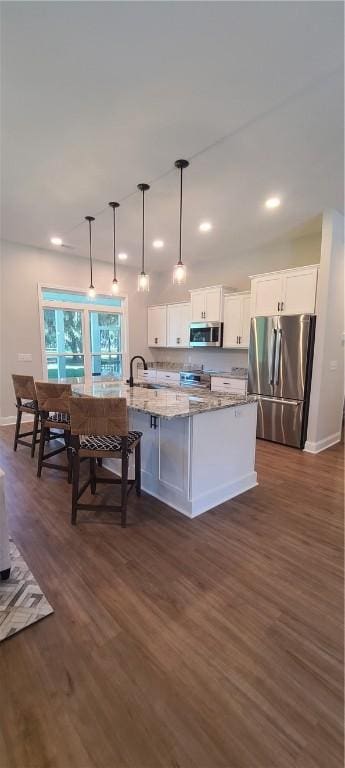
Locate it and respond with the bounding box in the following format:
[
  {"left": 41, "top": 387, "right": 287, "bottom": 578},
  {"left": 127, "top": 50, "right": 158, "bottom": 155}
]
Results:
[{"left": 149, "top": 346, "right": 249, "bottom": 373}]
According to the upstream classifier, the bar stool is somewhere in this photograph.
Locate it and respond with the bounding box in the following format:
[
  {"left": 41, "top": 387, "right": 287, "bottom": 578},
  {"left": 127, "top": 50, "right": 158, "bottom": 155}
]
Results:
[
  {"left": 12, "top": 374, "right": 41, "bottom": 457},
  {"left": 69, "top": 397, "right": 142, "bottom": 528},
  {"left": 35, "top": 382, "right": 72, "bottom": 481}
]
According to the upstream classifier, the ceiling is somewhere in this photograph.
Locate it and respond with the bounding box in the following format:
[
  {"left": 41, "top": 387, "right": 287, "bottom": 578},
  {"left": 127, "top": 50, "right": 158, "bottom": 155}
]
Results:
[{"left": 1, "top": 1, "right": 344, "bottom": 273}]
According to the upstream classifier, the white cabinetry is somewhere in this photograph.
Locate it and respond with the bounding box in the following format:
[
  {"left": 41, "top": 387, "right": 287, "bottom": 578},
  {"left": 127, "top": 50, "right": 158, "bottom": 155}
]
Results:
[
  {"left": 250, "top": 265, "right": 318, "bottom": 317},
  {"left": 210, "top": 376, "right": 247, "bottom": 395},
  {"left": 167, "top": 302, "right": 191, "bottom": 348},
  {"left": 190, "top": 286, "right": 224, "bottom": 322},
  {"left": 148, "top": 305, "right": 167, "bottom": 347},
  {"left": 223, "top": 292, "right": 251, "bottom": 348}
]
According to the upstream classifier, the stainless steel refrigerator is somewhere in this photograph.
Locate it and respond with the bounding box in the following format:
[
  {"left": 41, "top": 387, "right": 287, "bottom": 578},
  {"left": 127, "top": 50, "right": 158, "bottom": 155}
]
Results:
[{"left": 248, "top": 314, "right": 316, "bottom": 448}]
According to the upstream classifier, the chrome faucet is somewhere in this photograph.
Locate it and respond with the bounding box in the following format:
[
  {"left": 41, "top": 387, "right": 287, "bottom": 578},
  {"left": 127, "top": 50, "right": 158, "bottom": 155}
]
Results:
[{"left": 127, "top": 356, "right": 147, "bottom": 387}]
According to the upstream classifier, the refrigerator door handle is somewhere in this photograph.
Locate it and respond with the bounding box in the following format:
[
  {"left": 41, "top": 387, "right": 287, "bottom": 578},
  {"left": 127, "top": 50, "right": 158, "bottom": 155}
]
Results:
[
  {"left": 269, "top": 329, "right": 277, "bottom": 385},
  {"left": 259, "top": 396, "right": 301, "bottom": 406},
  {"left": 275, "top": 329, "right": 282, "bottom": 384}
]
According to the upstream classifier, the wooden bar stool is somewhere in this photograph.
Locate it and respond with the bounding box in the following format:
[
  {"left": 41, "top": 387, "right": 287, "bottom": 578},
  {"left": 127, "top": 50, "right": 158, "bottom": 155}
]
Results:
[
  {"left": 69, "top": 397, "right": 142, "bottom": 528},
  {"left": 35, "top": 382, "right": 72, "bottom": 481},
  {"left": 12, "top": 374, "right": 41, "bottom": 457}
]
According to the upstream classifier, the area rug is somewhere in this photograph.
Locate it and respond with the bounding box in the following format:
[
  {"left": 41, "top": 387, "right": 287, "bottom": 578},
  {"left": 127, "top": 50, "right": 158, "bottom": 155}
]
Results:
[{"left": 0, "top": 539, "right": 54, "bottom": 641}]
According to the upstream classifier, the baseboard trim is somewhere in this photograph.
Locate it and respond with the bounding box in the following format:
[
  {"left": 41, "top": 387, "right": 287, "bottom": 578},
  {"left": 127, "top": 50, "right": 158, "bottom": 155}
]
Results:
[
  {"left": 0, "top": 414, "right": 34, "bottom": 427},
  {"left": 304, "top": 432, "right": 341, "bottom": 454}
]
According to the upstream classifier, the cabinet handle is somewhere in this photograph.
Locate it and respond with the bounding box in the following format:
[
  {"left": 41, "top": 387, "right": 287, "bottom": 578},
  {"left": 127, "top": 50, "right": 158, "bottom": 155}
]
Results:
[
  {"left": 277, "top": 302, "right": 280, "bottom": 312},
  {"left": 281, "top": 301, "right": 284, "bottom": 311},
  {"left": 150, "top": 415, "right": 158, "bottom": 429},
  {"left": 177, "top": 337, "right": 180, "bottom": 344},
  {"left": 154, "top": 337, "right": 158, "bottom": 344},
  {"left": 239, "top": 336, "right": 241, "bottom": 344}
]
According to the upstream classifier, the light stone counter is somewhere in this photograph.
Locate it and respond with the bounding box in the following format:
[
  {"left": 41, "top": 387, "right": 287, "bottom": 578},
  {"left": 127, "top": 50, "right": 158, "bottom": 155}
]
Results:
[{"left": 72, "top": 380, "right": 255, "bottom": 420}]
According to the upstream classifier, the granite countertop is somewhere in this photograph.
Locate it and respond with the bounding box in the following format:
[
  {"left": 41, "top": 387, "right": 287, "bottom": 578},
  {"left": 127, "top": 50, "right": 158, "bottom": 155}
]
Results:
[
  {"left": 72, "top": 380, "right": 256, "bottom": 420},
  {"left": 207, "top": 370, "right": 248, "bottom": 380}
]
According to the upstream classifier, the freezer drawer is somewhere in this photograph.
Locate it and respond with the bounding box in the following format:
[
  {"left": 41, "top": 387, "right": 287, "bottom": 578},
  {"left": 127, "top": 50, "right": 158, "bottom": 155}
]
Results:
[{"left": 256, "top": 397, "right": 305, "bottom": 448}]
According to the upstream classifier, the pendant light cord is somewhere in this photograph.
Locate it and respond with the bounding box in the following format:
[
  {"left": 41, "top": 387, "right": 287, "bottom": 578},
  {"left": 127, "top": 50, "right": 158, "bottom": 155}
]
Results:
[
  {"left": 141, "top": 188, "right": 145, "bottom": 274},
  {"left": 178, "top": 167, "right": 183, "bottom": 266},
  {"left": 88, "top": 219, "right": 93, "bottom": 286},
  {"left": 113, "top": 206, "right": 116, "bottom": 281}
]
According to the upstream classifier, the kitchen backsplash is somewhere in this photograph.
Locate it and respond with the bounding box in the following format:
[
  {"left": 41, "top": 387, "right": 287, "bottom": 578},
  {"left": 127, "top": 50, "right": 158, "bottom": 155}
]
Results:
[{"left": 148, "top": 346, "right": 249, "bottom": 373}]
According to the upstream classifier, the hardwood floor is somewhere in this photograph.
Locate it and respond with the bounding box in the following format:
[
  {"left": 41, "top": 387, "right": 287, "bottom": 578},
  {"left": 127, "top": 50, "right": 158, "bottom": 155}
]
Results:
[{"left": 0, "top": 424, "right": 343, "bottom": 768}]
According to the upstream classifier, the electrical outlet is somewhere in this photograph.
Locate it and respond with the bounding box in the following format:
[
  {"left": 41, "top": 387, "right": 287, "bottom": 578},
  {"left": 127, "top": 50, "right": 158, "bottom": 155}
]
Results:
[
  {"left": 17, "top": 353, "right": 32, "bottom": 362},
  {"left": 330, "top": 360, "right": 338, "bottom": 371}
]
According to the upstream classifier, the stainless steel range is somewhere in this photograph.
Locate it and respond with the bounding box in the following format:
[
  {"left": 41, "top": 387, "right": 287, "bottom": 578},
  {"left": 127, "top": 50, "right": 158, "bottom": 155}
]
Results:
[{"left": 179, "top": 370, "right": 211, "bottom": 388}]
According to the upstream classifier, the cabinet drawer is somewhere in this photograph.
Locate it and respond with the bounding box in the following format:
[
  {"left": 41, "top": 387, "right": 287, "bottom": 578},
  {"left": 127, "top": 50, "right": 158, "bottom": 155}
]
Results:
[
  {"left": 137, "top": 369, "right": 157, "bottom": 381},
  {"left": 211, "top": 377, "right": 247, "bottom": 394},
  {"left": 156, "top": 371, "right": 180, "bottom": 384}
]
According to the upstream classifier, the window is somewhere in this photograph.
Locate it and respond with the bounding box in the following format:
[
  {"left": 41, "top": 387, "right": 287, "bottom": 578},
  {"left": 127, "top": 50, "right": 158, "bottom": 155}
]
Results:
[{"left": 40, "top": 287, "right": 128, "bottom": 381}]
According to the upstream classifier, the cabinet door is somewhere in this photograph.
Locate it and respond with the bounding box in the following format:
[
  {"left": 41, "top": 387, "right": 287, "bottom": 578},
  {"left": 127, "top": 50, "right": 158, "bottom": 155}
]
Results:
[
  {"left": 167, "top": 303, "right": 191, "bottom": 347},
  {"left": 191, "top": 292, "right": 205, "bottom": 322},
  {"left": 148, "top": 306, "right": 167, "bottom": 347},
  {"left": 204, "top": 288, "right": 222, "bottom": 321},
  {"left": 130, "top": 411, "right": 158, "bottom": 481},
  {"left": 178, "top": 302, "right": 192, "bottom": 347},
  {"left": 167, "top": 304, "right": 179, "bottom": 347},
  {"left": 251, "top": 275, "right": 283, "bottom": 317},
  {"left": 223, "top": 296, "right": 242, "bottom": 347},
  {"left": 240, "top": 294, "right": 251, "bottom": 347},
  {"left": 281, "top": 268, "right": 318, "bottom": 315}
]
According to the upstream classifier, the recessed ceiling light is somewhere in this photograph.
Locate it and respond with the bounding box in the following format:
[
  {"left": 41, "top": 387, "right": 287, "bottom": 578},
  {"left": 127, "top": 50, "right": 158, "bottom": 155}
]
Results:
[
  {"left": 265, "top": 197, "right": 281, "bottom": 209},
  {"left": 50, "top": 236, "right": 62, "bottom": 246},
  {"left": 199, "top": 221, "right": 212, "bottom": 232},
  {"left": 153, "top": 239, "right": 164, "bottom": 248},
  {"left": 118, "top": 252, "right": 128, "bottom": 261}
]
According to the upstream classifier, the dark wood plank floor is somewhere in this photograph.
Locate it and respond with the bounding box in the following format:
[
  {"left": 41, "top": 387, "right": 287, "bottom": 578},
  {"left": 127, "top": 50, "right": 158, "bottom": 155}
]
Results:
[{"left": 0, "top": 424, "right": 343, "bottom": 768}]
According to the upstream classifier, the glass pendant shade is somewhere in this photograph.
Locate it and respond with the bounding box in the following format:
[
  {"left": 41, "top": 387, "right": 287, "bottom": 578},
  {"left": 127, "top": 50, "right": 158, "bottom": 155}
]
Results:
[
  {"left": 173, "top": 159, "right": 190, "bottom": 285},
  {"left": 138, "top": 272, "right": 150, "bottom": 292},
  {"left": 111, "top": 278, "right": 119, "bottom": 295},
  {"left": 88, "top": 285, "right": 96, "bottom": 299},
  {"left": 137, "top": 183, "right": 150, "bottom": 293},
  {"left": 173, "top": 262, "right": 186, "bottom": 284}
]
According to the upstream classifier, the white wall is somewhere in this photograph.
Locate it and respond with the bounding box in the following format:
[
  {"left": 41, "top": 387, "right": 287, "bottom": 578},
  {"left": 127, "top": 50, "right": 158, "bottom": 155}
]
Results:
[
  {"left": 305, "top": 210, "right": 345, "bottom": 452},
  {"left": 148, "top": 231, "right": 321, "bottom": 370},
  {"left": 0, "top": 240, "right": 152, "bottom": 420}
]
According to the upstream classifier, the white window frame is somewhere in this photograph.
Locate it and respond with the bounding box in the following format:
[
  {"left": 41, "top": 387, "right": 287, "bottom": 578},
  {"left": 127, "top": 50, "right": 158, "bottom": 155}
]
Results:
[{"left": 37, "top": 282, "right": 129, "bottom": 382}]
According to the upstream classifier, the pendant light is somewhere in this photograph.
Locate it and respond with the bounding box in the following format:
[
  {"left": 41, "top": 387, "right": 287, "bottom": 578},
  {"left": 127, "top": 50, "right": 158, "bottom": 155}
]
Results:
[
  {"left": 137, "top": 183, "right": 150, "bottom": 292},
  {"left": 109, "top": 201, "right": 120, "bottom": 294},
  {"left": 85, "top": 215, "right": 96, "bottom": 298},
  {"left": 173, "top": 159, "right": 189, "bottom": 284}
]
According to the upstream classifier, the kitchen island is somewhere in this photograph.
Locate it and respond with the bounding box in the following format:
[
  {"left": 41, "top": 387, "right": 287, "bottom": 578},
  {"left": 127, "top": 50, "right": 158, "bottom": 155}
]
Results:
[{"left": 73, "top": 381, "right": 258, "bottom": 518}]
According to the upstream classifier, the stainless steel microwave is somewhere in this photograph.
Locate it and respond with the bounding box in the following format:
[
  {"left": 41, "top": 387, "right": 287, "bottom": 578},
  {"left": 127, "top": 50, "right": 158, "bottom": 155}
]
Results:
[{"left": 189, "top": 322, "right": 223, "bottom": 347}]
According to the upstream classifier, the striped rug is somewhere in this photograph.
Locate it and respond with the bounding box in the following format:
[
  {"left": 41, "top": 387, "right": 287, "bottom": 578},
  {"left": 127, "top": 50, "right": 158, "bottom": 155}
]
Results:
[{"left": 0, "top": 540, "right": 53, "bottom": 641}]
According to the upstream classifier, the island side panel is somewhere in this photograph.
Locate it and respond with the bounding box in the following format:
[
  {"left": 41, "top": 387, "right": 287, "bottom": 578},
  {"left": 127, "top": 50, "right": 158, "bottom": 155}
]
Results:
[
  {"left": 129, "top": 411, "right": 193, "bottom": 517},
  {"left": 189, "top": 401, "right": 258, "bottom": 517}
]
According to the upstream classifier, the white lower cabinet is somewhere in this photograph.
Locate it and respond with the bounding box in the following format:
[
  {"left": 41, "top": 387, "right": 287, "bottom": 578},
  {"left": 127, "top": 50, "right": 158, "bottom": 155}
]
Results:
[
  {"left": 211, "top": 376, "right": 247, "bottom": 395},
  {"left": 105, "top": 403, "right": 257, "bottom": 518}
]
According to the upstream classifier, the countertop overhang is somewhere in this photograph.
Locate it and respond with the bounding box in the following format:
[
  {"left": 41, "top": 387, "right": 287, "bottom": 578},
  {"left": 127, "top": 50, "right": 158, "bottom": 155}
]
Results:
[{"left": 72, "top": 380, "right": 256, "bottom": 420}]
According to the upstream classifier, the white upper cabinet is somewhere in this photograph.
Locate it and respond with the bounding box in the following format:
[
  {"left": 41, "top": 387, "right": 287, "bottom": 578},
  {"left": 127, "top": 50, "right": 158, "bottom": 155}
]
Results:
[
  {"left": 281, "top": 267, "right": 318, "bottom": 315},
  {"left": 250, "top": 265, "right": 319, "bottom": 317},
  {"left": 223, "top": 292, "right": 251, "bottom": 348},
  {"left": 190, "top": 286, "right": 224, "bottom": 322},
  {"left": 241, "top": 293, "right": 251, "bottom": 346},
  {"left": 250, "top": 274, "right": 282, "bottom": 317},
  {"left": 148, "top": 305, "right": 167, "bottom": 347},
  {"left": 167, "top": 302, "right": 191, "bottom": 348}
]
